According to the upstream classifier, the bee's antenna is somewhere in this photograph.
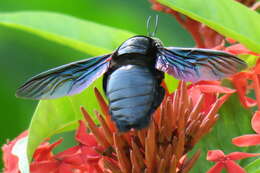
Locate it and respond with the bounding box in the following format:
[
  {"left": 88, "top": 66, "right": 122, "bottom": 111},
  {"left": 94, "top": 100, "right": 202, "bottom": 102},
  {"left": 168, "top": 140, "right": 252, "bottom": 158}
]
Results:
[
  {"left": 146, "top": 16, "right": 152, "bottom": 37},
  {"left": 153, "top": 15, "right": 159, "bottom": 37},
  {"left": 146, "top": 15, "right": 159, "bottom": 37}
]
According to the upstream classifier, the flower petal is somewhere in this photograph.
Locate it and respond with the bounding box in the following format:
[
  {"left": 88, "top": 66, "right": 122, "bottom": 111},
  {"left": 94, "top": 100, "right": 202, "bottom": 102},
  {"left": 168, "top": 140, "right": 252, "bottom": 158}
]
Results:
[
  {"left": 207, "top": 150, "right": 225, "bottom": 162},
  {"left": 188, "top": 84, "right": 217, "bottom": 113},
  {"left": 75, "top": 120, "right": 97, "bottom": 147},
  {"left": 81, "top": 146, "right": 101, "bottom": 163},
  {"left": 252, "top": 111, "right": 260, "bottom": 134},
  {"left": 56, "top": 146, "right": 80, "bottom": 159},
  {"left": 224, "top": 160, "right": 246, "bottom": 173},
  {"left": 58, "top": 162, "right": 83, "bottom": 173},
  {"left": 188, "top": 84, "right": 202, "bottom": 105},
  {"left": 56, "top": 145, "right": 84, "bottom": 166},
  {"left": 225, "top": 44, "right": 260, "bottom": 56},
  {"left": 33, "top": 139, "right": 63, "bottom": 161},
  {"left": 227, "top": 152, "right": 260, "bottom": 160},
  {"left": 253, "top": 59, "right": 260, "bottom": 74},
  {"left": 30, "top": 161, "right": 59, "bottom": 173},
  {"left": 231, "top": 72, "right": 257, "bottom": 108},
  {"left": 61, "top": 153, "right": 84, "bottom": 166},
  {"left": 197, "top": 84, "right": 236, "bottom": 94},
  {"left": 2, "top": 131, "right": 28, "bottom": 173},
  {"left": 252, "top": 74, "right": 260, "bottom": 109},
  {"left": 207, "top": 162, "right": 224, "bottom": 173},
  {"left": 243, "top": 97, "right": 257, "bottom": 108},
  {"left": 188, "top": 82, "right": 235, "bottom": 113},
  {"left": 232, "top": 134, "right": 260, "bottom": 146}
]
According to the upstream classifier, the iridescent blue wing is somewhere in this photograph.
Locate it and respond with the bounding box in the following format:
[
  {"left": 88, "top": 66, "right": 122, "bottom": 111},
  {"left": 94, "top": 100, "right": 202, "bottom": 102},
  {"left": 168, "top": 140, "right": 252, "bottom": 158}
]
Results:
[
  {"left": 16, "top": 54, "right": 112, "bottom": 99},
  {"left": 156, "top": 47, "right": 247, "bottom": 82}
]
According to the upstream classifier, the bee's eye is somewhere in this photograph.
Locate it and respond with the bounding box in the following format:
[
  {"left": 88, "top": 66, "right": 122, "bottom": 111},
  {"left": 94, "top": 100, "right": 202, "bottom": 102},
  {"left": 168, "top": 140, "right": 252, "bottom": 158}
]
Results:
[{"left": 152, "top": 37, "right": 163, "bottom": 48}]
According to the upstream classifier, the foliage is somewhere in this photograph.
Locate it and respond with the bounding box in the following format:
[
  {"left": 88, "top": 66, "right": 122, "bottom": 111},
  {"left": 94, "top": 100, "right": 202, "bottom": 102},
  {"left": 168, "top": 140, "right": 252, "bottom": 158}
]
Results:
[
  {"left": 1, "top": 0, "right": 260, "bottom": 172},
  {"left": 157, "top": 0, "right": 260, "bottom": 53}
]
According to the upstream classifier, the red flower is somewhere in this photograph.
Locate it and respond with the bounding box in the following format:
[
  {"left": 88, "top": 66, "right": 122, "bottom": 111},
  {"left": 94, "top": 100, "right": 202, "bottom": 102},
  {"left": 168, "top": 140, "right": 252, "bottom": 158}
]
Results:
[
  {"left": 230, "top": 59, "right": 260, "bottom": 108},
  {"left": 31, "top": 120, "right": 103, "bottom": 173},
  {"left": 2, "top": 121, "right": 104, "bottom": 173},
  {"left": 214, "top": 40, "right": 260, "bottom": 109},
  {"left": 2, "top": 131, "right": 28, "bottom": 173},
  {"left": 188, "top": 81, "right": 235, "bottom": 113},
  {"left": 207, "top": 150, "right": 260, "bottom": 173},
  {"left": 3, "top": 81, "right": 236, "bottom": 173},
  {"left": 232, "top": 111, "right": 260, "bottom": 147}
]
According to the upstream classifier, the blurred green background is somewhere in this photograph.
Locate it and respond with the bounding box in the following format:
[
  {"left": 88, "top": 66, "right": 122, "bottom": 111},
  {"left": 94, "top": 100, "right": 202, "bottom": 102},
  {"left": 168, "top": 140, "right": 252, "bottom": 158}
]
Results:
[{"left": 0, "top": 0, "right": 193, "bottom": 168}]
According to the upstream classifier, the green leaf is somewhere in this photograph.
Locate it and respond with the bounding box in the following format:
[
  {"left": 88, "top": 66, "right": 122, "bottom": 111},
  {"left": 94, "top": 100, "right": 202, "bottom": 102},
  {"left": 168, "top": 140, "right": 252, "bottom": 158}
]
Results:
[
  {"left": 0, "top": 11, "right": 134, "bottom": 55},
  {"left": 240, "top": 54, "right": 259, "bottom": 68},
  {"left": 157, "top": 0, "right": 260, "bottom": 53},
  {"left": 165, "top": 74, "right": 179, "bottom": 92},
  {"left": 27, "top": 78, "right": 107, "bottom": 160},
  {"left": 190, "top": 93, "right": 260, "bottom": 172},
  {"left": 0, "top": 11, "right": 136, "bottom": 161},
  {"left": 245, "top": 158, "right": 260, "bottom": 173},
  {"left": 12, "top": 137, "right": 29, "bottom": 173}
]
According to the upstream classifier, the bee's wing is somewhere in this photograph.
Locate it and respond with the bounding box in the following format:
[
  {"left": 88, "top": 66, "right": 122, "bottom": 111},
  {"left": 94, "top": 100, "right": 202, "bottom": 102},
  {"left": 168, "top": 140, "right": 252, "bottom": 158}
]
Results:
[
  {"left": 155, "top": 47, "right": 247, "bottom": 82},
  {"left": 16, "top": 54, "right": 112, "bottom": 99}
]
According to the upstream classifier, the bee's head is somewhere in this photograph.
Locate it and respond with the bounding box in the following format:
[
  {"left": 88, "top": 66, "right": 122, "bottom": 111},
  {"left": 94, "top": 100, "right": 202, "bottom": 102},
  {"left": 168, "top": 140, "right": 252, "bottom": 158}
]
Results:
[
  {"left": 151, "top": 37, "right": 163, "bottom": 48},
  {"left": 115, "top": 15, "right": 163, "bottom": 57},
  {"left": 112, "top": 15, "right": 163, "bottom": 67},
  {"left": 116, "top": 36, "right": 154, "bottom": 56}
]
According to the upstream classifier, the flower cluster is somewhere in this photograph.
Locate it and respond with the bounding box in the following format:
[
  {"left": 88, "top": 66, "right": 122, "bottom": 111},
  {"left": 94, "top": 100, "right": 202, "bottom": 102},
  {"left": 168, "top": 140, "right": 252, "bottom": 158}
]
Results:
[
  {"left": 149, "top": 0, "right": 260, "bottom": 172},
  {"left": 30, "top": 121, "right": 104, "bottom": 173},
  {"left": 82, "top": 82, "right": 234, "bottom": 173},
  {"left": 232, "top": 111, "right": 260, "bottom": 147},
  {"left": 208, "top": 113, "right": 260, "bottom": 173},
  {"left": 3, "top": 122, "right": 104, "bottom": 173},
  {"left": 2, "top": 81, "right": 235, "bottom": 173},
  {"left": 207, "top": 150, "right": 260, "bottom": 173},
  {"left": 230, "top": 59, "right": 260, "bottom": 108}
]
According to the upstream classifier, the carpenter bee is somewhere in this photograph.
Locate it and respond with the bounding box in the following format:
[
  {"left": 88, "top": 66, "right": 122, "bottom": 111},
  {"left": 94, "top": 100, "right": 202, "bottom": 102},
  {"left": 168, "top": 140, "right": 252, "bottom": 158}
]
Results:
[{"left": 16, "top": 16, "right": 247, "bottom": 132}]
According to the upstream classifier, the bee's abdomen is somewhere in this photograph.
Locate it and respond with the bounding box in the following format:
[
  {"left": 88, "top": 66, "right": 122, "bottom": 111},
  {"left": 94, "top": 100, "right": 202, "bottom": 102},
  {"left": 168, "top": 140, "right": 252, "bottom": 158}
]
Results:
[{"left": 106, "top": 65, "right": 164, "bottom": 132}]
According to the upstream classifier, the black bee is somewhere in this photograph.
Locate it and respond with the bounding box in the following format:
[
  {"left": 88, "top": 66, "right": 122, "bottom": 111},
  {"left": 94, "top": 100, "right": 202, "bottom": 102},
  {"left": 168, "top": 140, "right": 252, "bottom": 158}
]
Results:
[{"left": 16, "top": 17, "right": 247, "bottom": 132}]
